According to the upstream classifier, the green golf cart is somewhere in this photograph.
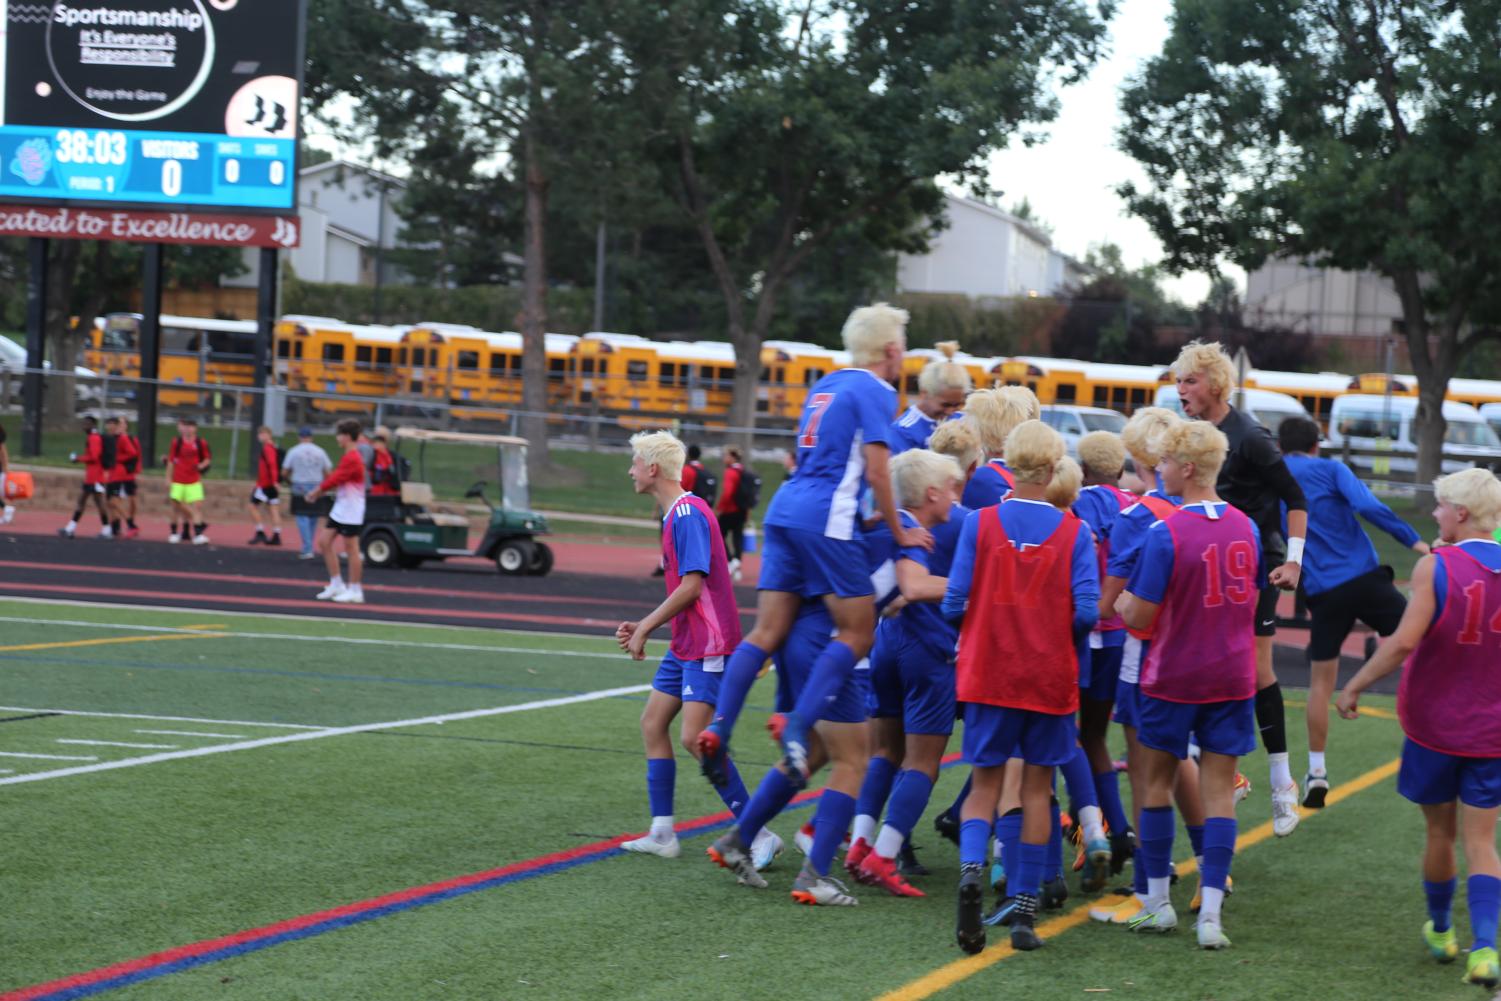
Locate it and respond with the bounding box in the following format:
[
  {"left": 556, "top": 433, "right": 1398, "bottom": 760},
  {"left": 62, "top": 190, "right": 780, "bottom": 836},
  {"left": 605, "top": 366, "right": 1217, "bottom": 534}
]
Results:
[{"left": 360, "top": 428, "right": 554, "bottom": 576}]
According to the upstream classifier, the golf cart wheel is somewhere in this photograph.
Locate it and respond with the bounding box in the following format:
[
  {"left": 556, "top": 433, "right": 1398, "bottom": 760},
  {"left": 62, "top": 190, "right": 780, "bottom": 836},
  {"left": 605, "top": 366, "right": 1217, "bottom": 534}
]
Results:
[
  {"left": 363, "top": 530, "right": 399, "bottom": 569},
  {"left": 496, "top": 539, "right": 536, "bottom": 575},
  {"left": 526, "top": 542, "right": 554, "bottom": 576}
]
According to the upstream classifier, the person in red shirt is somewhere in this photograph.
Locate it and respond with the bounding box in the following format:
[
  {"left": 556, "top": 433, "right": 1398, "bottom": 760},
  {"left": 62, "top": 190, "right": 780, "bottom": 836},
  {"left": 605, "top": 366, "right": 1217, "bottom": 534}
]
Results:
[
  {"left": 102, "top": 416, "right": 138, "bottom": 539},
  {"left": 368, "top": 431, "right": 401, "bottom": 497},
  {"left": 60, "top": 416, "right": 111, "bottom": 538},
  {"left": 716, "top": 446, "right": 747, "bottom": 579},
  {"left": 306, "top": 419, "right": 367, "bottom": 603},
  {"left": 248, "top": 426, "right": 284, "bottom": 546},
  {"left": 109, "top": 416, "right": 142, "bottom": 538},
  {"left": 0, "top": 418, "right": 14, "bottom": 524},
  {"left": 165, "top": 418, "right": 212, "bottom": 544}
]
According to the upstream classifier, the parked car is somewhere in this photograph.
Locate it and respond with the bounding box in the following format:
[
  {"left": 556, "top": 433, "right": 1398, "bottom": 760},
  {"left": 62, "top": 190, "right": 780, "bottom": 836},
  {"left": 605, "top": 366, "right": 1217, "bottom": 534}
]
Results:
[
  {"left": 0, "top": 336, "right": 102, "bottom": 406},
  {"left": 1153, "top": 384, "right": 1315, "bottom": 437},
  {"left": 1038, "top": 404, "right": 1127, "bottom": 456},
  {"left": 1327, "top": 394, "right": 1501, "bottom": 475}
]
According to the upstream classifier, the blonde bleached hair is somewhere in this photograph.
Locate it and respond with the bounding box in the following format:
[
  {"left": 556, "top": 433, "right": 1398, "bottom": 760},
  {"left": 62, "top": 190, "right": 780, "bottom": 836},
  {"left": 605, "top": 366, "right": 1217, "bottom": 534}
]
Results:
[
  {"left": 890, "top": 448, "right": 964, "bottom": 509},
  {"left": 842, "top": 302, "right": 910, "bottom": 366},
  {"left": 1170, "top": 340, "right": 1238, "bottom": 402},
  {"left": 1004, "top": 420, "right": 1065, "bottom": 485},
  {"left": 1434, "top": 468, "right": 1501, "bottom": 533},
  {"left": 917, "top": 341, "right": 974, "bottom": 396},
  {"left": 1045, "top": 456, "right": 1083, "bottom": 510},
  {"left": 928, "top": 420, "right": 984, "bottom": 479},
  {"left": 1121, "top": 406, "right": 1182, "bottom": 470},
  {"left": 629, "top": 429, "right": 686, "bottom": 482},
  {"left": 1161, "top": 421, "right": 1229, "bottom": 487},
  {"left": 1077, "top": 430, "right": 1126, "bottom": 480},
  {"left": 964, "top": 385, "right": 1040, "bottom": 456}
]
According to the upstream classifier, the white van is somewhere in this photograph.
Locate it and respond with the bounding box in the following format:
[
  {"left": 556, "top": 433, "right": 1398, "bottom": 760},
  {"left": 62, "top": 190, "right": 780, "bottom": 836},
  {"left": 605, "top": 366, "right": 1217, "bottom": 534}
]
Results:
[
  {"left": 1152, "top": 384, "right": 1315, "bottom": 437},
  {"left": 1039, "top": 404, "right": 1127, "bottom": 457},
  {"left": 0, "top": 336, "right": 101, "bottom": 406},
  {"left": 1326, "top": 394, "right": 1501, "bottom": 475},
  {"left": 1480, "top": 403, "right": 1501, "bottom": 441}
]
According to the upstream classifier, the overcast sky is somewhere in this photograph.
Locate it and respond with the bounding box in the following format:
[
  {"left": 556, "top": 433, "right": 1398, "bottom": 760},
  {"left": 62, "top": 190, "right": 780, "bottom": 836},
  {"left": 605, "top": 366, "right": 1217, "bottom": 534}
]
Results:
[{"left": 984, "top": 0, "right": 1236, "bottom": 306}]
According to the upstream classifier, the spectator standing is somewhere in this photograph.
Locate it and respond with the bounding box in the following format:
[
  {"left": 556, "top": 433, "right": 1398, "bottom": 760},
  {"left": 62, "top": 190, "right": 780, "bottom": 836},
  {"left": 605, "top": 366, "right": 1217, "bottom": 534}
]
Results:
[
  {"left": 113, "top": 417, "right": 142, "bottom": 537},
  {"left": 248, "top": 426, "right": 284, "bottom": 546},
  {"left": 684, "top": 444, "right": 718, "bottom": 505},
  {"left": 60, "top": 416, "right": 111, "bottom": 538},
  {"left": 716, "top": 446, "right": 758, "bottom": 581},
  {"left": 0, "top": 418, "right": 14, "bottom": 524},
  {"left": 282, "top": 426, "right": 331, "bottom": 560},
  {"left": 307, "top": 419, "right": 367, "bottom": 603},
  {"left": 165, "top": 418, "right": 212, "bottom": 544}
]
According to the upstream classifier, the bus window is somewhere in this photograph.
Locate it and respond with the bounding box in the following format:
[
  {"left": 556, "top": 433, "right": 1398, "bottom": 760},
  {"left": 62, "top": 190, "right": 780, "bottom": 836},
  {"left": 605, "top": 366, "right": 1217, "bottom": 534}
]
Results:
[
  {"left": 804, "top": 368, "right": 825, "bottom": 386},
  {"left": 1129, "top": 387, "right": 1148, "bottom": 408},
  {"left": 1093, "top": 386, "right": 1109, "bottom": 407},
  {"left": 323, "top": 343, "right": 345, "bottom": 362},
  {"left": 376, "top": 347, "right": 393, "bottom": 368},
  {"left": 293, "top": 341, "right": 304, "bottom": 359},
  {"left": 627, "top": 360, "right": 649, "bottom": 382},
  {"left": 717, "top": 366, "right": 734, "bottom": 387},
  {"left": 510, "top": 355, "right": 522, "bottom": 376},
  {"left": 582, "top": 358, "right": 595, "bottom": 375},
  {"left": 661, "top": 362, "right": 677, "bottom": 387},
  {"left": 355, "top": 346, "right": 373, "bottom": 367},
  {"left": 457, "top": 351, "right": 480, "bottom": 371},
  {"left": 548, "top": 359, "right": 566, "bottom": 383},
  {"left": 1055, "top": 383, "right": 1076, "bottom": 403},
  {"left": 905, "top": 375, "right": 919, "bottom": 395},
  {"left": 276, "top": 341, "right": 291, "bottom": 358}
]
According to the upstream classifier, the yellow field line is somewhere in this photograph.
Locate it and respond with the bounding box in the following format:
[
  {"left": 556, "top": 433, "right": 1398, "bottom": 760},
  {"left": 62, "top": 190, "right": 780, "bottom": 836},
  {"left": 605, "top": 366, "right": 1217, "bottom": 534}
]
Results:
[
  {"left": 875, "top": 756, "right": 1402, "bottom": 1001},
  {"left": 1287, "top": 696, "right": 1399, "bottom": 722},
  {"left": 0, "top": 632, "right": 229, "bottom": 653}
]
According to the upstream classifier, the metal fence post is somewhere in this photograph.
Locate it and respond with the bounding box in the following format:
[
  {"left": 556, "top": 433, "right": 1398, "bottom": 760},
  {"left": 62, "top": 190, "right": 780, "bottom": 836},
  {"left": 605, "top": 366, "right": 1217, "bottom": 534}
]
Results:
[{"left": 228, "top": 392, "right": 243, "bottom": 477}]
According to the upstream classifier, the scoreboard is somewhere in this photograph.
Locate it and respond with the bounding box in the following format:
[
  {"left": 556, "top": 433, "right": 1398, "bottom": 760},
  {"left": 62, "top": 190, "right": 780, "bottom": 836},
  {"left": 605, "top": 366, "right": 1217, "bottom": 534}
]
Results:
[{"left": 0, "top": 0, "right": 304, "bottom": 212}]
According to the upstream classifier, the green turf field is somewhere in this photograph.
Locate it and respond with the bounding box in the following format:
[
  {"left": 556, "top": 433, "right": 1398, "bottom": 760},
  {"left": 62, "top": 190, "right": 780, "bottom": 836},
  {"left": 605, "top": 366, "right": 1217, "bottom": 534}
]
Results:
[{"left": 0, "top": 597, "right": 1486, "bottom": 1000}]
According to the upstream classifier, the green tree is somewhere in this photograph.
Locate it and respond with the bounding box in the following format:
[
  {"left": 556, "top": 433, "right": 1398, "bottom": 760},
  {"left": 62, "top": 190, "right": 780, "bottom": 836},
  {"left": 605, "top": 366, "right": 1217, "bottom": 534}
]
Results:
[{"left": 1118, "top": 0, "right": 1501, "bottom": 482}]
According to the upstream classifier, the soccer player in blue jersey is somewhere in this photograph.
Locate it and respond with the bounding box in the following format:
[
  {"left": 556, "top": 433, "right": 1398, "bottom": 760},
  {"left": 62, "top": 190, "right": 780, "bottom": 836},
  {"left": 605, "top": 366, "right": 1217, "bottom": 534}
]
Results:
[
  {"left": 697, "top": 304, "right": 928, "bottom": 883},
  {"left": 889, "top": 343, "right": 972, "bottom": 455},
  {"left": 959, "top": 386, "right": 1040, "bottom": 509},
  {"left": 616, "top": 432, "right": 782, "bottom": 866},
  {"left": 1277, "top": 416, "right": 1429, "bottom": 804}
]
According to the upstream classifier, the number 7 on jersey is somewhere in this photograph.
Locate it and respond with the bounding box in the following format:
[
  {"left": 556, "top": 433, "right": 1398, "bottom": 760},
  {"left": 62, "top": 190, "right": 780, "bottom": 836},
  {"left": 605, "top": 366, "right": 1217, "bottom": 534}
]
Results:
[{"left": 800, "top": 393, "right": 835, "bottom": 448}]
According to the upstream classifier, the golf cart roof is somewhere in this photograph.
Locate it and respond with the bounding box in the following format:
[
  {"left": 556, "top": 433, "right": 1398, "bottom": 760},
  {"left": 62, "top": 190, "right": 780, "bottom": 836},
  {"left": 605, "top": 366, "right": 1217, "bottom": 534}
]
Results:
[{"left": 395, "top": 427, "right": 530, "bottom": 447}]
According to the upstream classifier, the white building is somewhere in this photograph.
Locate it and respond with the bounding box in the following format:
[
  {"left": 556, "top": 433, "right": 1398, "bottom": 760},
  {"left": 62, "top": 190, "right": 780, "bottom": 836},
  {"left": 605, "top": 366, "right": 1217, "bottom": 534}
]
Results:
[
  {"left": 1244, "top": 258, "right": 1404, "bottom": 338},
  {"left": 896, "top": 194, "right": 1085, "bottom": 299},
  {"left": 228, "top": 161, "right": 407, "bottom": 289}
]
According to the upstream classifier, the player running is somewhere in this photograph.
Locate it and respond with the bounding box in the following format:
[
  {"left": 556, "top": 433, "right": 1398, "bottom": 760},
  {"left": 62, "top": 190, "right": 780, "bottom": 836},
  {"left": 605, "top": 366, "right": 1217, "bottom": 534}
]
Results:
[
  {"left": 59, "top": 415, "right": 111, "bottom": 538},
  {"left": 1338, "top": 469, "right": 1501, "bottom": 989}
]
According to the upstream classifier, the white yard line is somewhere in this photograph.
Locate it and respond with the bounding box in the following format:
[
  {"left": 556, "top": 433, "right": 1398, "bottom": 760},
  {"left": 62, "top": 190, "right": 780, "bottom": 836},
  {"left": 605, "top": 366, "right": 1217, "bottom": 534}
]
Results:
[
  {"left": 57, "top": 739, "right": 179, "bottom": 749},
  {"left": 0, "top": 683, "right": 652, "bottom": 787},
  {"left": 0, "top": 751, "right": 98, "bottom": 761},
  {"left": 0, "top": 706, "right": 326, "bottom": 730},
  {"left": 135, "top": 729, "right": 245, "bottom": 739}
]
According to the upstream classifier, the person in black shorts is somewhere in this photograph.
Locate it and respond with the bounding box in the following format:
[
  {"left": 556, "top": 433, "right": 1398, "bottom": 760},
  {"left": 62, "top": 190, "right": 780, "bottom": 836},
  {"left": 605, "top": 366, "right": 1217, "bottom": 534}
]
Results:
[
  {"left": 0, "top": 418, "right": 13, "bottom": 524},
  {"left": 1277, "top": 416, "right": 1429, "bottom": 806},
  {"left": 1173, "top": 341, "right": 1308, "bottom": 836}
]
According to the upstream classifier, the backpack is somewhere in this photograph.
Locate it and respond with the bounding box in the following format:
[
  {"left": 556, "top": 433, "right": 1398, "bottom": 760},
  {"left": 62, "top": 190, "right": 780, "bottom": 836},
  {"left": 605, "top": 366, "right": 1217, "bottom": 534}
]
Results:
[
  {"left": 688, "top": 461, "right": 717, "bottom": 504},
  {"left": 734, "top": 466, "right": 762, "bottom": 511},
  {"left": 396, "top": 454, "right": 413, "bottom": 482}
]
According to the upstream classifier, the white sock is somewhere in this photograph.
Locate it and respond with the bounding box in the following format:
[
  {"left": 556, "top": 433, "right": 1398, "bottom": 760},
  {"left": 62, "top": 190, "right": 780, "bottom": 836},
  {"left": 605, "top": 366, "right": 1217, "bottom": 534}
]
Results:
[
  {"left": 1146, "top": 876, "right": 1172, "bottom": 910},
  {"left": 1269, "top": 752, "right": 1293, "bottom": 790},
  {"left": 348, "top": 583, "right": 363, "bottom": 595},
  {"left": 329, "top": 575, "right": 343, "bottom": 588},
  {"left": 650, "top": 816, "right": 675, "bottom": 839},
  {"left": 992, "top": 836, "right": 1003, "bottom": 859},
  {"left": 1078, "top": 805, "right": 1105, "bottom": 844},
  {"left": 852, "top": 814, "right": 878, "bottom": 844},
  {"left": 64, "top": 519, "right": 77, "bottom": 532},
  {"left": 1308, "top": 751, "right": 1326, "bottom": 775},
  {"left": 1199, "top": 886, "right": 1226, "bottom": 922},
  {"left": 874, "top": 824, "right": 905, "bottom": 859}
]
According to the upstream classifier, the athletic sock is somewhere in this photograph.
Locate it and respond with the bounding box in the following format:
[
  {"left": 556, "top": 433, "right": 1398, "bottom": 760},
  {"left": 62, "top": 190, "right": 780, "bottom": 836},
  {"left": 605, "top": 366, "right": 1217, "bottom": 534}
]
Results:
[
  {"left": 1308, "top": 750, "right": 1326, "bottom": 775},
  {"left": 329, "top": 575, "right": 344, "bottom": 589},
  {"left": 736, "top": 767, "right": 799, "bottom": 844},
  {"left": 127, "top": 518, "right": 137, "bottom": 529},
  {"left": 64, "top": 519, "right": 78, "bottom": 532},
  {"left": 1256, "top": 681, "right": 1289, "bottom": 757},
  {"left": 1139, "top": 805, "right": 1175, "bottom": 906},
  {"left": 1045, "top": 798, "right": 1064, "bottom": 881},
  {"left": 649, "top": 815, "right": 675, "bottom": 839},
  {"left": 808, "top": 789, "right": 856, "bottom": 877},
  {"left": 1186, "top": 823, "right": 1205, "bottom": 859},
  {"left": 716, "top": 755, "right": 750, "bottom": 816},
  {"left": 1017, "top": 840, "right": 1047, "bottom": 899},
  {"left": 710, "top": 641, "right": 768, "bottom": 735},
  {"left": 1424, "top": 877, "right": 1456, "bottom": 934},
  {"left": 1094, "top": 769, "right": 1131, "bottom": 834},
  {"left": 791, "top": 640, "right": 857, "bottom": 724},
  {"left": 876, "top": 770, "right": 934, "bottom": 855},
  {"left": 110, "top": 520, "right": 121, "bottom": 535},
  {"left": 853, "top": 755, "right": 898, "bottom": 844},
  {"left": 1469, "top": 874, "right": 1501, "bottom": 951},
  {"left": 959, "top": 818, "right": 990, "bottom": 868},
  {"left": 1199, "top": 816, "right": 1236, "bottom": 922},
  {"left": 195, "top": 522, "right": 207, "bottom": 536},
  {"left": 646, "top": 757, "right": 675, "bottom": 819},
  {"left": 996, "top": 808, "right": 1022, "bottom": 884},
  {"left": 1060, "top": 744, "right": 1098, "bottom": 811},
  {"left": 1268, "top": 752, "right": 1294, "bottom": 791},
  {"left": 1077, "top": 804, "right": 1105, "bottom": 845}
]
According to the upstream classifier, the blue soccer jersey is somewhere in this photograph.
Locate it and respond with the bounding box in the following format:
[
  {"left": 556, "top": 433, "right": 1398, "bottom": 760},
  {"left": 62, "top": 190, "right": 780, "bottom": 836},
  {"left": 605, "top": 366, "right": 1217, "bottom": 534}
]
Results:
[
  {"left": 960, "top": 459, "right": 1014, "bottom": 509},
  {"left": 764, "top": 367, "right": 898, "bottom": 540},
  {"left": 866, "top": 505, "right": 967, "bottom": 661},
  {"left": 888, "top": 405, "right": 938, "bottom": 455},
  {"left": 1104, "top": 489, "right": 1183, "bottom": 581},
  {"left": 1282, "top": 453, "right": 1422, "bottom": 596}
]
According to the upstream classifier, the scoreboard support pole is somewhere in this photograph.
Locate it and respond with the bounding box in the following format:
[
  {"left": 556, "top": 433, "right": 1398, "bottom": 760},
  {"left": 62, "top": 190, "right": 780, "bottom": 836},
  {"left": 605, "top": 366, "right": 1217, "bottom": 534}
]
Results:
[
  {"left": 21, "top": 237, "right": 47, "bottom": 457},
  {"left": 248, "top": 247, "right": 277, "bottom": 476},
  {"left": 138, "top": 244, "right": 165, "bottom": 469}
]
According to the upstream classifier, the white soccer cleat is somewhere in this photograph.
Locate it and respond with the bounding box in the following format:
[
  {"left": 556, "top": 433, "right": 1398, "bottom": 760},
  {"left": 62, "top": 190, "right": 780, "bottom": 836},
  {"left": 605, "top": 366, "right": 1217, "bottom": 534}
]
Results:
[
  {"left": 1197, "top": 918, "right": 1232, "bottom": 949},
  {"left": 192, "top": 533, "right": 210, "bottom": 545},
  {"left": 750, "top": 828, "right": 784, "bottom": 871},
  {"left": 621, "top": 833, "right": 681, "bottom": 858},
  {"left": 98, "top": 525, "right": 113, "bottom": 538},
  {"left": 316, "top": 583, "right": 346, "bottom": 601},
  {"left": 729, "top": 557, "right": 742, "bottom": 582},
  {"left": 793, "top": 823, "right": 815, "bottom": 856},
  {"left": 332, "top": 587, "right": 365, "bottom": 604},
  {"left": 1271, "top": 781, "right": 1302, "bottom": 837},
  {"left": 790, "top": 862, "right": 858, "bottom": 906}
]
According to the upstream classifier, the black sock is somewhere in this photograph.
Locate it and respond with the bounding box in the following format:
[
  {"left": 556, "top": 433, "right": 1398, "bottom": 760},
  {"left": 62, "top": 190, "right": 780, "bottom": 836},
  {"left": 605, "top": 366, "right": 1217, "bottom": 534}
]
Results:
[
  {"left": 111, "top": 520, "right": 121, "bottom": 534},
  {"left": 127, "top": 519, "right": 137, "bottom": 529},
  {"left": 1255, "top": 682, "right": 1288, "bottom": 755},
  {"left": 195, "top": 522, "right": 207, "bottom": 535}
]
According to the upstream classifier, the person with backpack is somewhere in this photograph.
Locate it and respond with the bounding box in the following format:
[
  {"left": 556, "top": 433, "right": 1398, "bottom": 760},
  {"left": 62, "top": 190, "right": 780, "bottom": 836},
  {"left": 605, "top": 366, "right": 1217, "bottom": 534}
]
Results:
[
  {"left": 368, "top": 430, "right": 402, "bottom": 497},
  {"left": 60, "top": 416, "right": 112, "bottom": 538},
  {"left": 165, "top": 417, "right": 212, "bottom": 544},
  {"left": 112, "top": 416, "right": 142, "bottom": 538},
  {"left": 684, "top": 443, "right": 718, "bottom": 505},
  {"left": 716, "top": 446, "right": 760, "bottom": 581},
  {"left": 248, "top": 426, "right": 284, "bottom": 546}
]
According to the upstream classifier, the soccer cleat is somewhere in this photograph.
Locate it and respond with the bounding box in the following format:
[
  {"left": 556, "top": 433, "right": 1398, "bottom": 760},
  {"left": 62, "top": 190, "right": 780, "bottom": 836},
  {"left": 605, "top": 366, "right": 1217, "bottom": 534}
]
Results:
[
  {"left": 1089, "top": 894, "right": 1143, "bottom": 924},
  {"left": 98, "top": 525, "right": 113, "bottom": 538},
  {"left": 1271, "top": 781, "right": 1302, "bottom": 836},
  {"left": 1465, "top": 947, "right": 1500, "bottom": 988},
  {"left": 790, "top": 861, "right": 857, "bottom": 906},
  {"left": 933, "top": 809, "right": 960, "bottom": 845},
  {"left": 316, "top": 582, "right": 346, "bottom": 601},
  {"left": 898, "top": 841, "right": 929, "bottom": 876},
  {"left": 750, "top": 828, "right": 783, "bottom": 871},
  {"left": 299, "top": 551, "right": 317, "bottom": 560},
  {"left": 1127, "top": 901, "right": 1178, "bottom": 934},
  {"left": 1196, "top": 918, "right": 1232, "bottom": 949},
  {"left": 844, "top": 837, "right": 874, "bottom": 880},
  {"left": 1302, "top": 771, "right": 1329, "bottom": 809},
  {"left": 777, "top": 711, "right": 812, "bottom": 789},
  {"left": 857, "top": 852, "right": 926, "bottom": 897},
  {"left": 621, "top": 833, "right": 680, "bottom": 858},
  {"left": 249, "top": 533, "right": 264, "bottom": 545},
  {"left": 124, "top": 526, "right": 140, "bottom": 539},
  {"left": 729, "top": 557, "right": 742, "bottom": 582},
  {"left": 58, "top": 527, "right": 75, "bottom": 538},
  {"left": 983, "top": 896, "right": 1016, "bottom": 927},
  {"left": 192, "top": 533, "right": 210, "bottom": 545},
  {"left": 332, "top": 587, "right": 365, "bottom": 604},
  {"left": 1009, "top": 895, "right": 1043, "bottom": 951},
  {"left": 1080, "top": 836, "right": 1112, "bottom": 892},
  {"left": 707, "top": 830, "right": 767, "bottom": 888},
  {"left": 696, "top": 722, "right": 731, "bottom": 788},
  {"left": 1233, "top": 772, "right": 1253, "bottom": 805},
  {"left": 1041, "top": 876, "right": 1069, "bottom": 910},
  {"left": 1423, "top": 920, "right": 1459, "bottom": 963},
  {"left": 765, "top": 712, "right": 787, "bottom": 742},
  {"left": 167, "top": 532, "right": 181, "bottom": 544},
  {"left": 1109, "top": 828, "right": 1136, "bottom": 875},
  {"left": 794, "top": 821, "right": 815, "bottom": 856},
  {"left": 956, "top": 867, "right": 986, "bottom": 954},
  {"left": 990, "top": 860, "right": 1006, "bottom": 896},
  {"left": 267, "top": 535, "right": 282, "bottom": 547}
]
